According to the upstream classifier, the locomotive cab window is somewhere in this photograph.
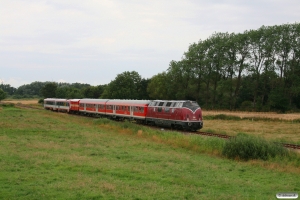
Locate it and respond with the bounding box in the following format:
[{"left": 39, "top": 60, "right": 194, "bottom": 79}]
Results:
[{"left": 183, "top": 101, "right": 200, "bottom": 112}]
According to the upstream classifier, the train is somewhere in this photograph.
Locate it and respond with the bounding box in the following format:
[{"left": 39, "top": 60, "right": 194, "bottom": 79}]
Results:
[{"left": 44, "top": 98, "right": 203, "bottom": 131}]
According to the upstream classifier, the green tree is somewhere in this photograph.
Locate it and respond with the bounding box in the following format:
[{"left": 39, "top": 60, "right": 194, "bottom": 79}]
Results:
[
  {"left": 0, "top": 84, "right": 17, "bottom": 95},
  {"left": 101, "top": 71, "right": 142, "bottom": 99},
  {"left": 147, "top": 72, "right": 170, "bottom": 99},
  {"left": 40, "top": 82, "right": 58, "bottom": 98},
  {"left": 0, "top": 89, "right": 7, "bottom": 101},
  {"left": 16, "top": 81, "right": 46, "bottom": 97}
]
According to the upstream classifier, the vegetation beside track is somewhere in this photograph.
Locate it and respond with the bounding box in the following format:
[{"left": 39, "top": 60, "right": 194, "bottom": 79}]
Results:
[{"left": 1, "top": 104, "right": 300, "bottom": 199}]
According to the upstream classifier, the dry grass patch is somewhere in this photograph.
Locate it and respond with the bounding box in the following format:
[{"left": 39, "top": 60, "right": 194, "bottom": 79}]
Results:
[
  {"left": 203, "top": 110, "right": 300, "bottom": 121},
  {"left": 202, "top": 120, "right": 300, "bottom": 142},
  {"left": 2, "top": 99, "right": 40, "bottom": 105},
  {"left": 137, "top": 130, "right": 143, "bottom": 137}
]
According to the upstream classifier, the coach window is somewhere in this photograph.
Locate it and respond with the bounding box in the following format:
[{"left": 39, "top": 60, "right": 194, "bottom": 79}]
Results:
[
  {"left": 166, "top": 102, "right": 172, "bottom": 107},
  {"left": 158, "top": 107, "right": 162, "bottom": 112},
  {"left": 158, "top": 102, "right": 164, "bottom": 106}
]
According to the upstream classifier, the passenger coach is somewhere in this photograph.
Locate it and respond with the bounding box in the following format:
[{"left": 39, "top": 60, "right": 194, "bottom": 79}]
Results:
[
  {"left": 106, "top": 99, "right": 152, "bottom": 123},
  {"left": 77, "top": 99, "right": 109, "bottom": 117},
  {"left": 44, "top": 98, "right": 70, "bottom": 112}
]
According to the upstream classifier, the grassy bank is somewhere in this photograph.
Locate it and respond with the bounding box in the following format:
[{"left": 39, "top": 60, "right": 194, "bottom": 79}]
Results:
[{"left": 0, "top": 105, "right": 299, "bottom": 199}]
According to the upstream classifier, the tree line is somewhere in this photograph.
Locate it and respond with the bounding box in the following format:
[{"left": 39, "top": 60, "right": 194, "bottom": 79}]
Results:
[
  {"left": 0, "top": 81, "right": 105, "bottom": 100},
  {"left": 1, "top": 23, "right": 300, "bottom": 112},
  {"left": 148, "top": 23, "right": 300, "bottom": 112}
]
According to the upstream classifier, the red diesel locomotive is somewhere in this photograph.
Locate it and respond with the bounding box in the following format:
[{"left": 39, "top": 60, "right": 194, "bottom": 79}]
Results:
[{"left": 44, "top": 98, "right": 203, "bottom": 131}]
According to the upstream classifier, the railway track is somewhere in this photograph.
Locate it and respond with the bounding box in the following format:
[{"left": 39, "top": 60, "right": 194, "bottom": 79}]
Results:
[
  {"left": 195, "top": 131, "right": 300, "bottom": 150},
  {"left": 4, "top": 102, "right": 300, "bottom": 150},
  {"left": 195, "top": 131, "right": 231, "bottom": 139}
]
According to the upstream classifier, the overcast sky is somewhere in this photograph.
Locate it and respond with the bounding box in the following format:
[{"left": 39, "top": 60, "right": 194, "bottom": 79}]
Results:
[{"left": 1, "top": 0, "right": 299, "bottom": 88}]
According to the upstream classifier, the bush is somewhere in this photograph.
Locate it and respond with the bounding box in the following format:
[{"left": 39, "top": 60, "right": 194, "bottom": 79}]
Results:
[
  {"left": 38, "top": 99, "right": 44, "bottom": 104},
  {"left": 204, "top": 114, "right": 241, "bottom": 120},
  {"left": 0, "top": 103, "right": 15, "bottom": 108},
  {"left": 222, "top": 134, "right": 288, "bottom": 161},
  {"left": 93, "top": 118, "right": 112, "bottom": 125}
]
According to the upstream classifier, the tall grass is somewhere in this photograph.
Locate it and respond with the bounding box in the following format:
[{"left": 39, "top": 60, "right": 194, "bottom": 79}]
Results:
[{"left": 222, "top": 133, "right": 289, "bottom": 161}]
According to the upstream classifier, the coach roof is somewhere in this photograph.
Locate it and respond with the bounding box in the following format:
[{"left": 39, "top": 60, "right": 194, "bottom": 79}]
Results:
[{"left": 106, "top": 99, "right": 152, "bottom": 105}]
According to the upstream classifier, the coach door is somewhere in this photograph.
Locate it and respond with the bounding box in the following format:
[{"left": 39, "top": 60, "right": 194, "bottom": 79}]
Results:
[
  {"left": 113, "top": 105, "right": 116, "bottom": 114},
  {"left": 130, "top": 106, "right": 133, "bottom": 117}
]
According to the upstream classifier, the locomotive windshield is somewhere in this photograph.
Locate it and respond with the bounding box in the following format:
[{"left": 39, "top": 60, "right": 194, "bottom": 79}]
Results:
[{"left": 182, "top": 101, "right": 200, "bottom": 111}]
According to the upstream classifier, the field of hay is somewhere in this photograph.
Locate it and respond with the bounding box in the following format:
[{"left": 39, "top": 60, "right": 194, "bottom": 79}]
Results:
[
  {"left": 2, "top": 99, "right": 39, "bottom": 105},
  {"left": 203, "top": 110, "right": 300, "bottom": 121},
  {"left": 202, "top": 110, "right": 300, "bottom": 144}
]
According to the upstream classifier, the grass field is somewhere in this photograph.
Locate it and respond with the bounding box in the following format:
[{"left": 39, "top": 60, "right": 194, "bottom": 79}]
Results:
[{"left": 0, "top": 103, "right": 300, "bottom": 199}]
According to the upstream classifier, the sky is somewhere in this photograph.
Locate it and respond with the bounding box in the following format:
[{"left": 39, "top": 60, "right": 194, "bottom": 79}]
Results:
[{"left": 1, "top": 0, "right": 299, "bottom": 88}]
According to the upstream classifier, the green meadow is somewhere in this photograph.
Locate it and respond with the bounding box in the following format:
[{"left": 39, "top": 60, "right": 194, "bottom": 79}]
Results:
[{"left": 0, "top": 104, "right": 299, "bottom": 199}]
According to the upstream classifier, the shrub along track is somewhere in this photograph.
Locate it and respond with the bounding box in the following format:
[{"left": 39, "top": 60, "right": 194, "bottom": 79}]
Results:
[{"left": 5, "top": 102, "right": 300, "bottom": 150}]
